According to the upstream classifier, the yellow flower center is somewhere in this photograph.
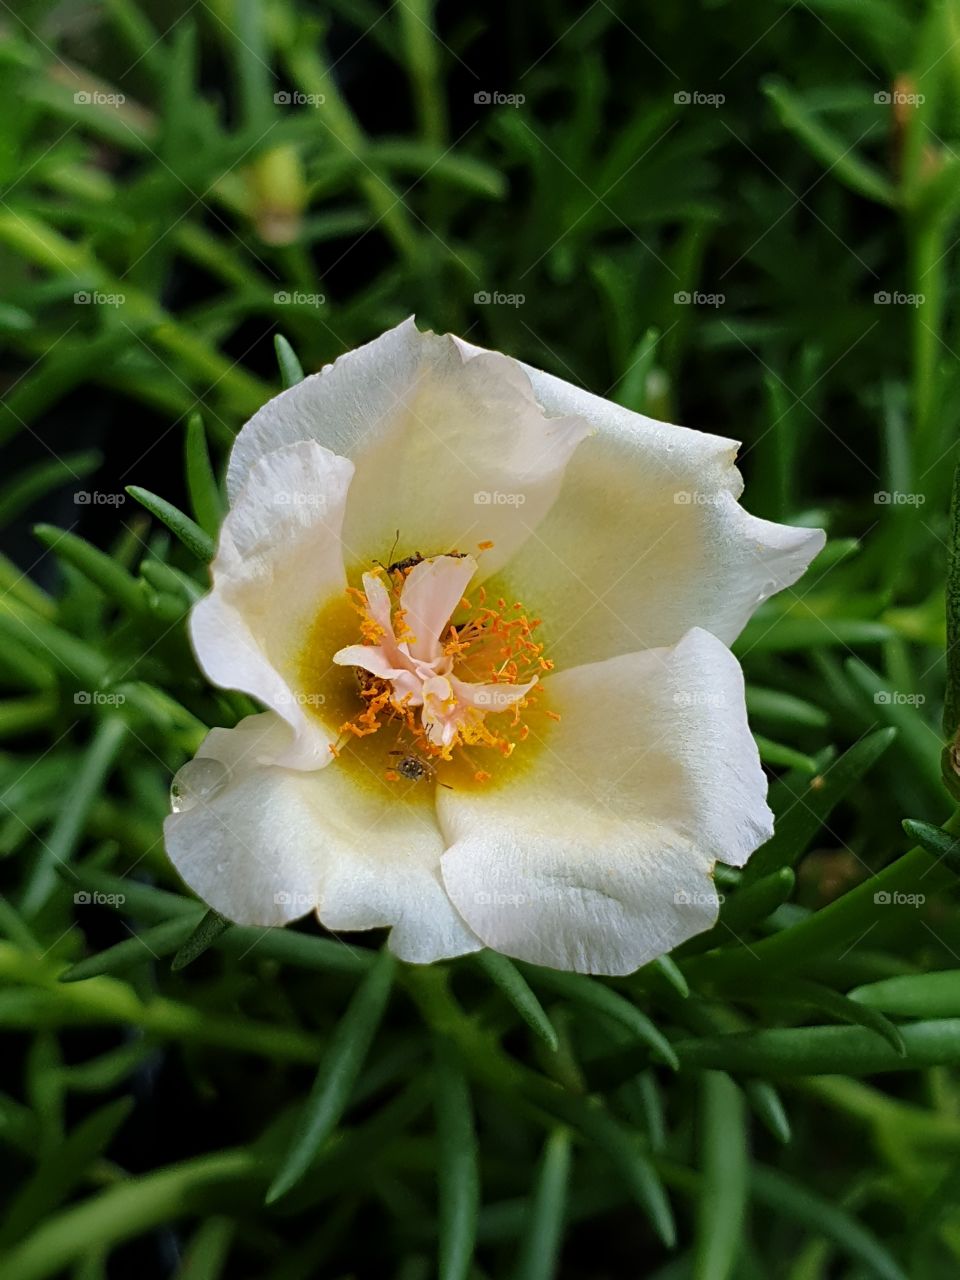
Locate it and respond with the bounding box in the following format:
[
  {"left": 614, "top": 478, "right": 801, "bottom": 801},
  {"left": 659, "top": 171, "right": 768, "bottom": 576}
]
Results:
[
  {"left": 297, "top": 548, "right": 558, "bottom": 795},
  {"left": 344, "top": 558, "right": 550, "bottom": 769}
]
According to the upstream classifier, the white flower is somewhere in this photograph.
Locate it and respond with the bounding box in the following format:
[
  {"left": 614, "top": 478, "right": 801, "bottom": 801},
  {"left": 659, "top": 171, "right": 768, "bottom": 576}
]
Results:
[{"left": 164, "top": 318, "right": 824, "bottom": 975}]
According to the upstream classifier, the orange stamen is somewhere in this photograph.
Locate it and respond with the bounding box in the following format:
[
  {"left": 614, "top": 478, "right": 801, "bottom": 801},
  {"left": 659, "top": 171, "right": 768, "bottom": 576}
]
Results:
[{"left": 337, "top": 555, "right": 555, "bottom": 771}]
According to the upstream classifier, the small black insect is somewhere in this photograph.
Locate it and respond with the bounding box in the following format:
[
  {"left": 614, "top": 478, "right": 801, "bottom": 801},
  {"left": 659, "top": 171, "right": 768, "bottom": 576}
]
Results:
[
  {"left": 394, "top": 753, "right": 431, "bottom": 781},
  {"left": 377, "top": 530, "right": 466, "bottom": 577},
  {"left": 388, "top": 552, "right": 425, "bottom": 575},
  {"left": 387, "top": 750, "right": 452, "bottom": 788},
  {"left": 373, "top": 530, "right": 423, "bottom": 576}
]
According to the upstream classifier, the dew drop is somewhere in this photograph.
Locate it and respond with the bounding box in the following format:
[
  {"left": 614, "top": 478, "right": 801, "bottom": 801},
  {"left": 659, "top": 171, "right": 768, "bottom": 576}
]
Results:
[{"left": 170, "top": 758, "right": 228, "bottom": 814}]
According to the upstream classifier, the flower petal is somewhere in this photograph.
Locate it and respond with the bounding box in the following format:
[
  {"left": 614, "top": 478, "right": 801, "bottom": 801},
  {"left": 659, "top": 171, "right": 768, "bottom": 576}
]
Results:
[
  {"left": 438, "top": 628, "right": 772, "bottom": 975},
  {"left": 226, "top": 318, "right": 592, "bottom": 577},
  {"left": 192, "top": 440, "right": 354, "bottom": 769},
  {"left": 359, "top": 571, "right": 395, "bottom": 639},
  {"left": 451, "top": 675, "right": 537, "bottom": 712},
  {"left": 164, "top": 712, "right": 480, "bottom": 963},
  {"left": 456, "top": 344, "right": 824, "bottom": 669},
  {"left": 332, "top": 645, "right": 407, "bottom": 681},
  {"left": 398, "top": 554, "right": 477, "bottom": 661}
]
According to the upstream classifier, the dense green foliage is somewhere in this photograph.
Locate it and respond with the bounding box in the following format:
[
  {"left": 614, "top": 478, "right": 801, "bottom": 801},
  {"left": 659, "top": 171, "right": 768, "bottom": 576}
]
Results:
[{"left": 3, "top": 0, "right": 960, "bottom": 1276}]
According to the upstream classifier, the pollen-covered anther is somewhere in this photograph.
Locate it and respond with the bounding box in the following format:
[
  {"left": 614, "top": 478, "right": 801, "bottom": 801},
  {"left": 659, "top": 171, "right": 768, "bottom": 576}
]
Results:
[{"left": 332, "top": 552, "right": 547, "bottom": 778}]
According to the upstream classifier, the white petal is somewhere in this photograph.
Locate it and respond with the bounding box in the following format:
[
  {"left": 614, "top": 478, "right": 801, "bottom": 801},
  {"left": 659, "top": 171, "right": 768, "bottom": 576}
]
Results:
[
  {"left": 399, "top": 554, "right": 477, "bottom": 660},
  {"left": 438, "top": 629, "right": 772, "bottom": 975},
  {"left": 332, "top": 644, "right": 406, "bottom": 681},
  {"left": 226, "top": 318, "right": 591, "bottom": 578},
  {"left": 359, "top": 571, "right": 394, "bottom": 638},
  {"left": 451, "top": 675, "right": 537, "bottom": 712},
  {"left": 165, "top": 712, "right": 480, "bottom": 962},
  {"left": 192, "top": 441, "right": 354, "bottom": 769},
  {"left": 452, "top": 342, "right": 824, "bottom": 669}
]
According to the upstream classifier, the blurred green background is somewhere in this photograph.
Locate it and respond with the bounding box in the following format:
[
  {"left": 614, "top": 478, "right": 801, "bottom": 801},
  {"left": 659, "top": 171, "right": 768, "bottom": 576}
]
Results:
[{"left": 5, "top": 1, "right": 960, "bottom": 1277}]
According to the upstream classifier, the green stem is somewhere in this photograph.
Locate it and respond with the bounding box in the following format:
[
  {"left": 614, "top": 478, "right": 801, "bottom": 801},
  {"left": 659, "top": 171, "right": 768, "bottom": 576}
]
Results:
[
  {"left": 22, "top": 716, "right": 127, "bottom": 916},
  {"left": 0, "top": 211, "right": 270, "bottom": 425},
  {"left": 910, "top": 211, "right": 947, "bottom": 484},
  {"left": 675, "top": 1019, "right": 960, "bottom": 1076},
  {"left": 0, "top": 693, "right": 57, "bottom": 738},
  {"left": 0, "top": 943, "right": 323, "bottom": 1063},
  {"left": 796, "top": 1075, "right": 960, "bottom": 1145},
  {"left": 684, "top": 815, "right": 960, "bottom": 989},
  {"left": 282, "top": 36, "right": 423, "bottom": 268},
  {"left": 0, "top": 1150, "right": 258, "bottom": 1280},
  {"left": 397, "top": 0, "right": 447, "bottom": 147}
]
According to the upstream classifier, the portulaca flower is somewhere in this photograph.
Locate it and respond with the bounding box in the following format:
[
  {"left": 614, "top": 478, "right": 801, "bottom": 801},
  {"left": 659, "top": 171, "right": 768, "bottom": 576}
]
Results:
[{"left": 164, "top": 319, "right": 824, "bottom": 975}]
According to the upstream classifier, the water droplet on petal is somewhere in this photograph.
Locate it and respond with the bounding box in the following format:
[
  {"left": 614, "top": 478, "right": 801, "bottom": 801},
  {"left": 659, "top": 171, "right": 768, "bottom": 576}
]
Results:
[{"left": 170, "top": 758, "right": 228, "bottom": 814}]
